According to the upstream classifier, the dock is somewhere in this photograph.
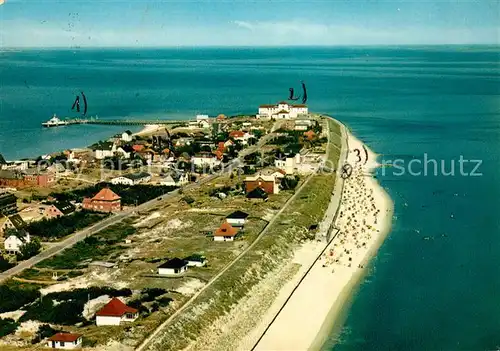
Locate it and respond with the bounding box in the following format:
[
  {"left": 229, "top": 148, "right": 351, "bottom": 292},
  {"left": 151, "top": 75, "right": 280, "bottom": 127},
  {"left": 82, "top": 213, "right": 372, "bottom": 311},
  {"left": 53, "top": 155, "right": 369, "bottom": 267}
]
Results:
[{"left": 62, "top": 118, "right": 186, "bottom": 126}]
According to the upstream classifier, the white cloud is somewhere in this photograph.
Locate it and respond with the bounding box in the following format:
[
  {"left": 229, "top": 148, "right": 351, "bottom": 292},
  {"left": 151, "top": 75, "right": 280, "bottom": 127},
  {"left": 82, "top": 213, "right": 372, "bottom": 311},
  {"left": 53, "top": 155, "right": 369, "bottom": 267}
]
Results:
[{"left": 0, "top": 19, "right": 498, "bottom": 47}]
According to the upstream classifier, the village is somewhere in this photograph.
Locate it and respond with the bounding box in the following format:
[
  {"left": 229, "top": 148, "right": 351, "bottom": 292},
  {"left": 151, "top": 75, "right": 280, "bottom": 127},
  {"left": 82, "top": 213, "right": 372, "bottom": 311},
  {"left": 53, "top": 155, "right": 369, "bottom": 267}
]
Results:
[{"left": 0, "top": 102, "right": 341, "bottom": 350}]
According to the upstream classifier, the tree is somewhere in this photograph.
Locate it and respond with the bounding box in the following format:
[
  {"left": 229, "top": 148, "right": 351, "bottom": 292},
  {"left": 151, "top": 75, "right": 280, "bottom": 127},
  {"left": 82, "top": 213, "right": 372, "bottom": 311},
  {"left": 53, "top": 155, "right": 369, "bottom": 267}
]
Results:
[
  {"left": 0, "top": 318, "right": 18, "bottom": 337},
  {"left": 18, "top": 239, "right": 42, "bottom": 261}
]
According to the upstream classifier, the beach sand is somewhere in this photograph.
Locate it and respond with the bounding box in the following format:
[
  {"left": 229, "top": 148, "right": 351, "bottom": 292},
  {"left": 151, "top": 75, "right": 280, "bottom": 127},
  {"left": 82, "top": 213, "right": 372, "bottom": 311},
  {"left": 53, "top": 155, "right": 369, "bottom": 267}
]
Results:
[
  {"left": 133, "top": 124, "right": 163, "bottom": 137},
  {"left": 247, "top": 130, "right": 394, "bottom": 351}
]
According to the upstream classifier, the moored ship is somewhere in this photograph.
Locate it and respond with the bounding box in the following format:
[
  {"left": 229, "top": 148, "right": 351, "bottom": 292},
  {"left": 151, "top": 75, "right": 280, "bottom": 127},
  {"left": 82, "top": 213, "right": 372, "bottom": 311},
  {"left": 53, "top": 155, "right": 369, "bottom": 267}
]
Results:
[{"left": 42, "top": 115, "right": 69, "bottom": 127}]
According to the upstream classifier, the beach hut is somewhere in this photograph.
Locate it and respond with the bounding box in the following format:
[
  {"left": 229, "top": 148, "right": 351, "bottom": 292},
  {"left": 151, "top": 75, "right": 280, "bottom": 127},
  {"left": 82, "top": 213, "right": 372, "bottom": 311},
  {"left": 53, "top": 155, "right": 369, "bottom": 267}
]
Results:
[{"left": 158, "top": 258, "right": 188, "bottom": 275}]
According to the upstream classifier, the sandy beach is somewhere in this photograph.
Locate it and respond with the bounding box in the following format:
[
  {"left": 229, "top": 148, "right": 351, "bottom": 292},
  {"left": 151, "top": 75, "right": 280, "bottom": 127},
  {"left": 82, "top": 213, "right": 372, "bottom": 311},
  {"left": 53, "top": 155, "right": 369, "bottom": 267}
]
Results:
[
  {"left": 133, "top": 124, "right": 163, "bottom": 137},
  {"left": 246, "top": 129, "right": 394, "bottom": 351}
]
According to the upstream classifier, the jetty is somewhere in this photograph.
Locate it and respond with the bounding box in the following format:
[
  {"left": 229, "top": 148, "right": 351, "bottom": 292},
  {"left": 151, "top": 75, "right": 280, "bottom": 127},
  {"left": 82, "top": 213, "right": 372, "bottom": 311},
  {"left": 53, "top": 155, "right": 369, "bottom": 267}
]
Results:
[{"left": 56, "top": 118, "right": 186, "bottom": 126}]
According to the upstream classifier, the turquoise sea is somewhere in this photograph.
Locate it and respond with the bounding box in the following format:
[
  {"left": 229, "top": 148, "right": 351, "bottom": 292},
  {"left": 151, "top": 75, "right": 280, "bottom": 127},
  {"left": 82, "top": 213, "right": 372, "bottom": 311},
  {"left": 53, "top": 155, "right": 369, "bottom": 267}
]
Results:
[{"left": 1, "top": 47, "right": 500, "bottom": 350}]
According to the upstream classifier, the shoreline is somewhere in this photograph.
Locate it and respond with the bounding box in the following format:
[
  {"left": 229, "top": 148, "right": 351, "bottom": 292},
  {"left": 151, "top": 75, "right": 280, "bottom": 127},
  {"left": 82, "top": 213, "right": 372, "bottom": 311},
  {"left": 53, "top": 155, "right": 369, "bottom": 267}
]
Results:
[{"left": 249, "top": 128, "right": 394, "bottom": 351}]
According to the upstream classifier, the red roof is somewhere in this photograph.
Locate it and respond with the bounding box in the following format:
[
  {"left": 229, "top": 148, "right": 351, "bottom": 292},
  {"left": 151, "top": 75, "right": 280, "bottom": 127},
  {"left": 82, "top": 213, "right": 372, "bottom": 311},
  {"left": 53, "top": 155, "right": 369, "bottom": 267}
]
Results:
[
  {"left": 132, "top": 144, "right": 145, "bottom": 152},
  {"left": 214, "top": 150, "right": 223, "bottom": 160},
  {"left": 278, "top": 101, "right": 290, "bottom": 105},
  {"left": 229, "top": 131, "right": 245, "bottom": 138},
  {"left": 48, "top": 333, "right": 82, "bottom": 342},
  {"left": 216, "top": 114, "right": 226, "bottom": 120},
  {"left": 96, "top": 297, "right": 138, "bottom": 317},
  {"left": 215, "top": 221, "right": 238, "bottom": 237},
  {"left": 92, "top": 188, "right": 121, "bottom": 202}
]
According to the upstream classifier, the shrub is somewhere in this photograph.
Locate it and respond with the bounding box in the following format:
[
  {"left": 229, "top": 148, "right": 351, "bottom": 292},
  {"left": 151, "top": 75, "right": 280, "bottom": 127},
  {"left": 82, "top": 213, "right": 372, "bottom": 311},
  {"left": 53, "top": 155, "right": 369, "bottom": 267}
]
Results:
[
  {"left": 17, "top": 239, "right": 42, "bottom": 261},
  {"left": 0, "top": 285, "right": 41, "bottom": 313},
  {"left": 0, "top": 318, "right": 19, "bottom": 337}
]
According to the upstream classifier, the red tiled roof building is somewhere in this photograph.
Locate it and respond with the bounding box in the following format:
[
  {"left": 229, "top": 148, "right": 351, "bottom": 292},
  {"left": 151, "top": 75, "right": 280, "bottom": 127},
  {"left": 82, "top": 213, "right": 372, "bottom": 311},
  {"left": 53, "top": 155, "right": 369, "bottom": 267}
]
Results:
[{"left": 82, "top": 188, "right": 121, "bottom": 213}]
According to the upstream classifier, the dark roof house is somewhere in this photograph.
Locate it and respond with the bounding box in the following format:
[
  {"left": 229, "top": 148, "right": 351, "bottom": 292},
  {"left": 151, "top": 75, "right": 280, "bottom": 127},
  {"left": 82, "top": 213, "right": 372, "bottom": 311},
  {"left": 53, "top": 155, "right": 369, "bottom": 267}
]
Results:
[
  {"left": 158, "top": 258, "right": 188, "bottom": 269},
  {"left": 226, "top": 210, "right": 249, "bottom": 220},
  {"left": 53, "top": 201, "right": 76, "bottom": 215},
  {"left": 246, "top": 187, "right": 269, "bottom": 200}
]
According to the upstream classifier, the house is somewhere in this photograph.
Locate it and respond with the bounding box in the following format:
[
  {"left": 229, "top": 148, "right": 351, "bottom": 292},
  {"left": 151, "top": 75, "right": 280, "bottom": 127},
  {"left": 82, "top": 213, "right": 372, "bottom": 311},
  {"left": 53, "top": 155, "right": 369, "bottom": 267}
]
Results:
[
  {"left": 216, "top": 114, "right": 226, "bottom": 121},
  {"left": 0, "top": 169, "right": 55, "bottom": 188},
  {"left": 160, "top": 172, "right": 189, "bottom": 187},
  {"left": 214, "top": 221, "right": 238, "bottom": 242},
  {"left": 95, "top": 297, "right": 138, "bottom": 326},
  {"left": 0, "top": 214, "right": 27, "bottom": 235},
  {"left": 46, "top": 333, "right": 83, "bottom": 349},
  {"left": 4, "top": 230, "right": 30, "bottom": 254},
  {"left": 110, "top": 172, "right": 151, "bottom": 185},
  {"left": 257, "top": 101, "right": 308, "bottom": 119},
  {"left": 229, "top": 131, "right": 252, "bottom": 145},
  {"left": 91, "top": 142, "right": 116, "bottom": 160},
  {"left": 274, "top": 110, "right": 290, "bottom": 119},
  {"left": 82, "top": 188, "right": 121, "bottom": 213},
  {"left": 158, "top": 258, "right": 188, "bottom": 275},
  {"left": 132, "top": 144, "right": 145, "bottom": 152},
  {"left": 192, "top": 153, "right": 221, "bottom": 168},
  {"left": 224, "top": 139, "right": 234, "bottom": 148},
  {"left": 270, "top": 169, "right": 286, "bottom": 180},
  {"left": 174, "top": 137, "right": 194, "bottom": 147},
  {"left": 115, "top": 145, "right": 134, "bottom": 159},
  {"left": 198, "top": 120, "right": 210, "bottom": 129},
  {"left": 0, "top": 192, "right": 17, "bottom": 216},
  {"left": 246, "top": 187, "right": 268, "bottom": 200},
  {"left": 226, "top": 210, "right": 249, "bottom": 227},
  {"left": 44, "top": 201, "right": 76, "bottom": 218},
  {"left": 196, "top": 114, "right": 210, "bottom": 122},
  {"left": 244, "top": 174, "right": 280, "bottom": 194},
  {"left": 184, "top": 254, "right": 207, "bottom": 267},
  {"left": 304, "top": 130, "right": 316, "bottom": 141},
  {"left": 121, "top": 130, "right": 133, "bottom": 142},
  {"left": 48, "top": 162, "right": 66, "bottom": 174},
  {"left": 275, "top": 157, "right": 296, "bottom": 175}
]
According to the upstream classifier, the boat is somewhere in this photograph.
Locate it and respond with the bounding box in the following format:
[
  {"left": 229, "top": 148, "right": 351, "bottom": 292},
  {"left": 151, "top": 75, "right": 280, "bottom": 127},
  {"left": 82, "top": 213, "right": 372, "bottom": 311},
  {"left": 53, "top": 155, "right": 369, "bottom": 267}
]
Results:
[{"left": 42, "top": 115, "right": 69, "bottom": 127}]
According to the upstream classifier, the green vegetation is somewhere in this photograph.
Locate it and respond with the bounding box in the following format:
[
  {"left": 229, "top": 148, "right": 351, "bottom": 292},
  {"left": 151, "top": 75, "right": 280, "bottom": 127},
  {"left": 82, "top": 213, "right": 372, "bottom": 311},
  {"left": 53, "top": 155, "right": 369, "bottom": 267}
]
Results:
[
  {"left": 151, "top": 118, "right": 342, "bottom": 350},
  {"left": 50, "top": 183, "right": 177, "bottom": 206},
  {"left": 27, "top": 210, "right": 108, "bottom": 241},
  {"left": 0, "top": 318, "right": 19, "bottom": 337},
  {"left": 0, "top": 284, "right": 41, "bottom": 313},
  {"left": 280, "top": 175, "right": 300, "bottom": 191},
  {"left": 0, "top": 257, "right": 14, "bottom": 273},
  {"left": 31, "top": 324, "right": 59, "bottom": 344},
  {"left": 36, "top": 222, "right": 136, "bottom": 269},
  {"left": 20, "top": 287, "right": 132, "bottom": 325},
  {"left": 17, "top": 239, "right": 42, "bottom": 260}
]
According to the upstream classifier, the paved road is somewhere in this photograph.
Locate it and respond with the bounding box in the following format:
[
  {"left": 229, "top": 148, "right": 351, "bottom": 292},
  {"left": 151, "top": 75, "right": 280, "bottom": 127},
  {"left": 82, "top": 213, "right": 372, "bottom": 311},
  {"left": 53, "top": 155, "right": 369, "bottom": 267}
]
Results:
[
  {"left": 136, "top": 172, "right": 315, "bottom": 351},
  {"left": 0, "top": 138, "right": 260, "bottom": 284},
  {"left": 135, "top": 119, "right": 338, "bottom": 351}
]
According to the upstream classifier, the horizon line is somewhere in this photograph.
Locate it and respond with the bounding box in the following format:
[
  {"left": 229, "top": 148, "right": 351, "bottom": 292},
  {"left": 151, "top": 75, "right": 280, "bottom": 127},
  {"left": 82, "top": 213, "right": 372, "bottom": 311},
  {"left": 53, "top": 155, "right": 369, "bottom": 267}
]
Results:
[{"left": 2, "top": 44, "right": 499, "bottom": 50}]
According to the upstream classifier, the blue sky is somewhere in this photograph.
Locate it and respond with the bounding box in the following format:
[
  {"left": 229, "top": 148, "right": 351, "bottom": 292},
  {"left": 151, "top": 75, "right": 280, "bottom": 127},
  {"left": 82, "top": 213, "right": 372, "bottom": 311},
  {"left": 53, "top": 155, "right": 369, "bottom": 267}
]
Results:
[{"left": 0, "top": 0, "right": 498, "bottom": 47}]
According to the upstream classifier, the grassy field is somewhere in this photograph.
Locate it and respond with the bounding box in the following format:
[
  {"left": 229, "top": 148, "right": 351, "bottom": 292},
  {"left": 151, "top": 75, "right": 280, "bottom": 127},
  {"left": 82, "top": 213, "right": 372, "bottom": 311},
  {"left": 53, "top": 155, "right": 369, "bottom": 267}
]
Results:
[
  {"left": 0, "top": 117, "right": 344, "bottom": 349},
  {"left": 149, "top": 118, "right": 343, "bottom": 350}
]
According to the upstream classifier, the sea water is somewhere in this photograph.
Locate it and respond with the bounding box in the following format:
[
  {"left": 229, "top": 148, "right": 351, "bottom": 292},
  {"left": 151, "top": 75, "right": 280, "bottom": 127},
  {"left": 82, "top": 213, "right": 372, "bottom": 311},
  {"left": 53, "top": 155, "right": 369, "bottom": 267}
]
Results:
[{"left": 1, "top": 47, "right": 499, "bottom": 349}]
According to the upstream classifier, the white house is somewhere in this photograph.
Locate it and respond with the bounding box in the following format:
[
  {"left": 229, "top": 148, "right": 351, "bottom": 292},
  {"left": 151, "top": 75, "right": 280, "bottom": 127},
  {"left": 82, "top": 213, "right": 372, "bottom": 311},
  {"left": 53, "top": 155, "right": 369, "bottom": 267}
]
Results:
[
  {"left": 196, "top": 114, "right": 210, "bottom": 122},
  {"left": 158, "top": 258, "right": 188, "bottom": 275},
  {"left": 275, "top": 154, "right": 301, "bottom": 175},
  {"left": 225, "top": 210, "right": 249, "bottom": 227},
  {"left": 214, "top": 221, "right": 238, "bottom": 242},
  {"left": 110, "top": 172, "right": 151, "bottom": 185},
  {"left": 160, "top": 172, "right": 189, "bottom": 187},
  {"left": 46, "top": 333, "right": 83, "bottom": 349},
  {"left": 198, "top": 120, "right": 210, "bottom": 129},
  {"left": 257, "top": 101, "right": 308, "bottom": 119},
  {"left": 95, "top": 298, "right": 138, "bottom": 326},
  {"left": 121, "top": 130, "right": 133, "bottom": 142},
  {"left": 4, "top": 230, "right": 30, "bottom": 254},
  {"left": 92, "top": 142, "right": 116, "bottom": 160},
  {"left": 184, "top": 255, "right": 207, "bottom": 267},
  {"left": 115, "top": 146, "right": 132, "bottom": 159},
  {"left": 192, "top": 153, "right": 221, "bottom": 168}
]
